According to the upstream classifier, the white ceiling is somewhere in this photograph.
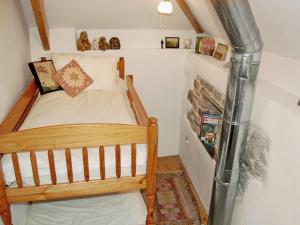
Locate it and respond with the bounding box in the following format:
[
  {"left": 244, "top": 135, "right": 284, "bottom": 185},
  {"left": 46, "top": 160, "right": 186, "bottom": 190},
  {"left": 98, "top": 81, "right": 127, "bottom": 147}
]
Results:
[
  {"left": 21, "top": 0, "right": 192, "bottom": 30},
  {"left": 21, "top": 0, "right": 300, "bottom": 59},
  {"left": 250, "top": 0, "right": 300, "bottom": 60},
  {"left": 186, "top": 0, "right": 300, "bottom": 60}
]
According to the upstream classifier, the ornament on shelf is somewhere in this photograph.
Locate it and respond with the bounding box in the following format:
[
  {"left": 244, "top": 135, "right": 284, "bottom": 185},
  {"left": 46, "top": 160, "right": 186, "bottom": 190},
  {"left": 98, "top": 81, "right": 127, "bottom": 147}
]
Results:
[
  {"left": 161, "top": 39, "right": 164, "bottom": 49},
  {"left": 109, "top": 37, "right": 121, "bottom": 50},
  {"left": 77, "top": 31, "right": 91, "bottom": 51},
  {"left": 183, "top": 38, "right": 192, "bottom": 49},
  {"left": 99, "top": 37, "right": 110, "bottom": 51},
  {"left": 91, "top": 37, "right": 100, "bottom": 50}
]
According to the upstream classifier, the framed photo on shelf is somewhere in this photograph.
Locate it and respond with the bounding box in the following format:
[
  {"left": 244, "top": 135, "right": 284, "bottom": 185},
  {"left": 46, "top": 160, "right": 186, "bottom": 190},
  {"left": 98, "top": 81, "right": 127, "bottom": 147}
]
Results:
[
  {"left": 213, "top": 43, "right": 228, "bottom": 61},
  {"left": 195, "top": 37, "right": 215, "bottom": 55},
  {"left": 165, "top": 37, "right": 180, "bottom": 48}
]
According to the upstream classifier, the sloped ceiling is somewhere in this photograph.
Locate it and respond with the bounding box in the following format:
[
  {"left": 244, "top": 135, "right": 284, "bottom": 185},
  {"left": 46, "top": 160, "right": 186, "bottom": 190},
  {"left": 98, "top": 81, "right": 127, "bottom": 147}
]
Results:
[
  {"left": 21, "top": 0, "right": 192, "bottom": 30},
  {"left": 250, "top": 0, "right": 300, "bottom": 60},
  {"left": 21, "top": 0, "right": 300, "bottom": 59},
  {"left": 186, "top": 0, "right": 300, "bottom": 60}
]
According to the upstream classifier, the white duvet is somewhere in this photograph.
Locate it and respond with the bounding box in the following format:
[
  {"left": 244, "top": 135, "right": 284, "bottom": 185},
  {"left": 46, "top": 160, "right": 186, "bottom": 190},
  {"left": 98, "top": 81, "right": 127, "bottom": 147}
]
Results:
[
  {"left": 26, "top": 191, "right": 147, "bottom": 225},
  {"left": 2, "top": 86, "right": 147, "bottom": 186}
]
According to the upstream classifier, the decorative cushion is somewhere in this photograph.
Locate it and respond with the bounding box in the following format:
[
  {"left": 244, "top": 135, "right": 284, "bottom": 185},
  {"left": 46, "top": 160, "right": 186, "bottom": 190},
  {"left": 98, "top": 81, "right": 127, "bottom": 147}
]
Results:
[
  {"left": 52, "top": 60, "right": 93, "bottom": 97},
  {"left": 28, "top": 60, "right": 61, "bottom": 95},
  {"left": 51, "top": 53, "right": 118, "bottom": 90}
]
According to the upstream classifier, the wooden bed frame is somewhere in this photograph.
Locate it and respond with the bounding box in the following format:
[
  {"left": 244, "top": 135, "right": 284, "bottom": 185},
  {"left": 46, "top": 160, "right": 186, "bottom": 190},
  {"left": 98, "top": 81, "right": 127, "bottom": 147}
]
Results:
[{"left": 0, "top": 57, "right": 158, "bottom": 225}]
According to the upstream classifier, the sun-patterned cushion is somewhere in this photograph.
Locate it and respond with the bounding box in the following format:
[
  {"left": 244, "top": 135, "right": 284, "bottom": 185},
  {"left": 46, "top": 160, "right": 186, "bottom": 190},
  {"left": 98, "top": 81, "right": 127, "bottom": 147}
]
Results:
[{"left": 52, "top": 60, "right": 93, "bottom": 97}]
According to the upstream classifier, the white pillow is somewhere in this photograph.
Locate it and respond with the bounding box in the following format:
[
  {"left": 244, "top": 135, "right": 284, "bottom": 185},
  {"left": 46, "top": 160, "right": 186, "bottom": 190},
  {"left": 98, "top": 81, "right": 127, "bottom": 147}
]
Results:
[
  {"left": 51, "top": 53, "right": 81, "bottom": 70},
  {"left": 51, "top": 53, "right": 118, "bottom": 90}
]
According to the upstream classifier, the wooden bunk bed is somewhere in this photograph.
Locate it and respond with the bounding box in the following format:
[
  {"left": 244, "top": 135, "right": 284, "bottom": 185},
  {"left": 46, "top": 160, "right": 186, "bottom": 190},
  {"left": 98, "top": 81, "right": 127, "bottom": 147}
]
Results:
[{"left": 0, "top": 57, "right": 158, "bottom": 225}]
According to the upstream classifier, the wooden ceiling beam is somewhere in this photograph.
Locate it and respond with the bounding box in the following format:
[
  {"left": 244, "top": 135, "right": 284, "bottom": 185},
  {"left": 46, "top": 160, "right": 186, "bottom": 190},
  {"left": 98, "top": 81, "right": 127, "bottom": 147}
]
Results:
[
  {"left": 176, "top": 0, "right": 204, "bottom": 33},
  {"left": 30, "top": 0, "right": 50, "bottom": 50}
]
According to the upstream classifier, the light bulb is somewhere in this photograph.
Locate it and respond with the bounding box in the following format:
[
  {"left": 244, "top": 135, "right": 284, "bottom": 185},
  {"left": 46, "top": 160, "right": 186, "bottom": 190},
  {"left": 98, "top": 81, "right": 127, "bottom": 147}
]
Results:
[{"left": 157, "top": 0, "right": 173, "bottom": 15}]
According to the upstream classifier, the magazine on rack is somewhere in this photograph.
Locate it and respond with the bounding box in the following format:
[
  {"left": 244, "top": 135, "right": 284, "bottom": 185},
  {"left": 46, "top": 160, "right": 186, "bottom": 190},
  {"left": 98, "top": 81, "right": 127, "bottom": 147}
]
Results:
[{"left": 199, "top": 113, "right": 223, "bottom": 157}]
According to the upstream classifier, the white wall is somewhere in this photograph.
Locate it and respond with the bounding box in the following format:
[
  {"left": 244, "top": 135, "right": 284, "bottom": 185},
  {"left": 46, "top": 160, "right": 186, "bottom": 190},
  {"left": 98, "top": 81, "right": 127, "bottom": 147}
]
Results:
[
  {"left": 0, "top": 1, "right": 31, "bottom": 223},
  {"left": 258, "top": 51, "right": 300, "bottom": 98},
  {"left": 29, "top": 28, "right": 195, "bottom": 157},
  {"left": 232, "top": 80, "right": 300, "bottom": 225},
  {"left": 180, "top": 51, "right": 300, "bottom": 224},
  {"left": 0, "top": 0, "right": 31, "bottom": 123},
  {"left": 180, "top": 53, "right": 226, "bottom": 212}
]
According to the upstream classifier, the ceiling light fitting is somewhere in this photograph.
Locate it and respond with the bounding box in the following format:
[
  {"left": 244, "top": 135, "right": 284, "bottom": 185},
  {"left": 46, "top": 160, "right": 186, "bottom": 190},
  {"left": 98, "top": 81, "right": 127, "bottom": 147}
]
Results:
[{"left": 157, "top": 0, "right": 173, "bottom": 15}]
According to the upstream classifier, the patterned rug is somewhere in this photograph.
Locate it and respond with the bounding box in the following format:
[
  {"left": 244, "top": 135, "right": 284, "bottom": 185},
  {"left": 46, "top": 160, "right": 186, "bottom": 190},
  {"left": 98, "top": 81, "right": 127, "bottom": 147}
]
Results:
[{"left": 142, "top": 172, "right": 201, "bottom": 225}]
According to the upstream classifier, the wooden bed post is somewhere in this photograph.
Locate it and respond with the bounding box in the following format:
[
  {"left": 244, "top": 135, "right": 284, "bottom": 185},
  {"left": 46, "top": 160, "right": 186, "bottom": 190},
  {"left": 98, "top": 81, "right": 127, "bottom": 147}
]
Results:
[
  {"left": 146, "top": 117, "right": 158, "bottom": 225},
  {"left": 0, "top": 162, "right": 12, "bottom": 225},
  {"left": 118, "top": 57, "right": 125, "bottom": 79}
]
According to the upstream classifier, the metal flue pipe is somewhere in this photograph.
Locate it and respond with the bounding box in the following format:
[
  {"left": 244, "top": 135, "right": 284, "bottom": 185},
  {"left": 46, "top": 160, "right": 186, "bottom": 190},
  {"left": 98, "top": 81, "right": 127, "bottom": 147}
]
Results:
[{"left": 208, "top": 1, "right": 263, "bottom": 225}]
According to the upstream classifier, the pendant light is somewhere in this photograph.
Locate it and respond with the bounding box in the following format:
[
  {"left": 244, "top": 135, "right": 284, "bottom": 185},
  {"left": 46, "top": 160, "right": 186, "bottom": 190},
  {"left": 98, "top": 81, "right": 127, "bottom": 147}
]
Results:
[{"left": 157, "top": 0, "right": 173, "bottom": 15}]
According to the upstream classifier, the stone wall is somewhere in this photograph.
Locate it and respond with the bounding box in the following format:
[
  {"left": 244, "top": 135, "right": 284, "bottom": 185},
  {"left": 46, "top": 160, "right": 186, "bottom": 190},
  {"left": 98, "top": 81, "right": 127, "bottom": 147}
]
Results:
[
  {"left": 186, "top": 75, "right": 269, "bottom": 196},
  {"left": 187, "top": 76, "right": 224, "bottom": 157}
]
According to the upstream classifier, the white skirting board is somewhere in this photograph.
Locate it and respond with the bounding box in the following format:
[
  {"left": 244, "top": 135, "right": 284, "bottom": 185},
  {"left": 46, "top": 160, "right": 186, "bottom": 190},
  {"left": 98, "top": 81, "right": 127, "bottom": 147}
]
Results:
[{"left": 6, "top": 191, "right": 146, "bottom": 225}]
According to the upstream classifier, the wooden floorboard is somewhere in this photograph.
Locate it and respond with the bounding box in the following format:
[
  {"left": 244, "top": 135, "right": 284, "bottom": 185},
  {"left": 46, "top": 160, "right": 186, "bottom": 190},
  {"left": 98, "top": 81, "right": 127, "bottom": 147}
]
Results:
[
  {"left": 157, "top": 155, "right": 208, "bottom": 225},
  {"left": 157, "top": 155, "right": 182, "bottom": 173}
]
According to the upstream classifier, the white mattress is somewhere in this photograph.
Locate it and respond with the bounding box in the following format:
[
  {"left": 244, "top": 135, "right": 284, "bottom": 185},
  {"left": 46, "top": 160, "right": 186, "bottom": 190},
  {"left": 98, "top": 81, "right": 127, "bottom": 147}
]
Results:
[
  {"left": 2, "top": 86, "right": 147, "bottom": 186},
  {"left": 26, "top": 191, "right": 147, "bottom": 225}
]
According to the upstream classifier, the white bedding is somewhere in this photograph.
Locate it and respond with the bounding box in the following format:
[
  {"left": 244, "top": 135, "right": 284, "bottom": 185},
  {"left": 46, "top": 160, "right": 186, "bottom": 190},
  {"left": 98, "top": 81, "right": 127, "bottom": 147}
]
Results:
[
  {"left": 26, "top": 191, "right": 147, "bottom": 225},
  {"left": 2, "top": 85, "right": 147, "bottom": 186}
]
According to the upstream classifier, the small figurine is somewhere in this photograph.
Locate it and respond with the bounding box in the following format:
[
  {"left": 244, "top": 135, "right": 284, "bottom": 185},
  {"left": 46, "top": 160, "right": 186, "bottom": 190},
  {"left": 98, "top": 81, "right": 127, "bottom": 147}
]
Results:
[
  {"left": 183, "top": 38, "right": 192, "bottom": 49},
  {"left": 99, "top": 37, "right": 110, "bottom": 51},
  {"left": 77, "top": 31, "right": 91, "bottom": 51},
  {"left": 161, "top": 39, "right": 164, "bottom": 49},
  {"left": 109, "top": 37, "right": 121, "bottom": 50},
  {"left": 91, "top": 37, "right": 100, "bottom": 50}
]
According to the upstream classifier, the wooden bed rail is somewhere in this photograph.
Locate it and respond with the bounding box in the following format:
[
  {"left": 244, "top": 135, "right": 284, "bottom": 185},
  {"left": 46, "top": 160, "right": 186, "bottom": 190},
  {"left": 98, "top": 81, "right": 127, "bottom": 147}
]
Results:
[
  {"left": 0, "top": 120, "right": 156, "bottom": 206},
  {"left": 6, "top": 176, "right": 147, "bottom": 203},
  {"left": 118, "top": 57, "right": 125, "bottom": 79},
  {"left": 0, "top": 123, "right": 150, "bottom": 198},
  {"left": 0, "top": 80, "right": 38, "bottom": 135},
  {"left": 0, "top": 124, "right": 147, "bottom": 153},
  {"left": 0, "top": 59, "right": 158, "bottom": 225},
  {"left": 126, "top": 75, "right": 148, "bottom": 126}
]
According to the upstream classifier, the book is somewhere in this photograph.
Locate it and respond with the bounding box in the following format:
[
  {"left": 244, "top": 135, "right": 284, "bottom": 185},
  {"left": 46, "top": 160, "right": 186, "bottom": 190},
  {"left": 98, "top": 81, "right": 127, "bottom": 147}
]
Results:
[
  {"left": 199, "top": 113, "right": 223, "bottom": 157},
  {"left": 195, "top": 37, "right": 215, "bottom": 56}
]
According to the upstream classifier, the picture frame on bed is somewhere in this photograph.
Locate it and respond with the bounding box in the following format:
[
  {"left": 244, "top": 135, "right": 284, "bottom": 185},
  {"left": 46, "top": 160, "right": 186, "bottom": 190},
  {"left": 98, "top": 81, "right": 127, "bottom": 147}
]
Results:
[
  {"left": 28, "top": 59, "right": 61, "bottom": 95},
  {"left": 165, "top": 37, "right": 180, "bottom": 48}
]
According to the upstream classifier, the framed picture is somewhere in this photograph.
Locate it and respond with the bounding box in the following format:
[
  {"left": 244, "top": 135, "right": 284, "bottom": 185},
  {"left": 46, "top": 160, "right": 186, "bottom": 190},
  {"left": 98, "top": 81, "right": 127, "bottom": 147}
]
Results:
[
  {"left": 28, "top": 59, "right": 61, "bottom": 95},
  {"left": 195, "top": 37, "right": 215, "bottom": 55},
  {"left": 165, "top": 37, "right": 180, "bottom": 48},
  {"left": 213, "top": 43, "right": 228, "bottom": 61}
]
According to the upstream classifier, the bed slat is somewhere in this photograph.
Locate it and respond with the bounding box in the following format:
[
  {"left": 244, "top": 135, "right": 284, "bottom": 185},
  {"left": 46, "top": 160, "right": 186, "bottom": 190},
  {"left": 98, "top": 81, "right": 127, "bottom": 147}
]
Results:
[
  {"left": 115, "top": 145, "right": 121, "bottom": 178},
  {"left": 11, "top": 153, "right": 23, "bottom": 188},
  {"left": 48, "top": 150, "right": 57, "bottom": 185},
  {"left": 65, "top": 148, "right": 73, "bottom": 183},
  {"left": 131, "top": 144, "right": 137, "bottom": 177},
  {"left": 99, "top": 146, "right": 105, "bottom": 180},
  {"left": 30, "top": 151, "right": 40, "bottom": 186},
  {"left": 82, "top": 147, "right": 89, "bottom": 182}
]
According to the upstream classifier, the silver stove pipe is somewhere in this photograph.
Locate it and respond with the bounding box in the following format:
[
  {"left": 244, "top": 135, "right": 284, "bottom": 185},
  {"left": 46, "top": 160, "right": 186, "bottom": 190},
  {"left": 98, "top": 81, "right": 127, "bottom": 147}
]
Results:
[{"left": 208, "top": 1, "right": 263, "bottom": 225}]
